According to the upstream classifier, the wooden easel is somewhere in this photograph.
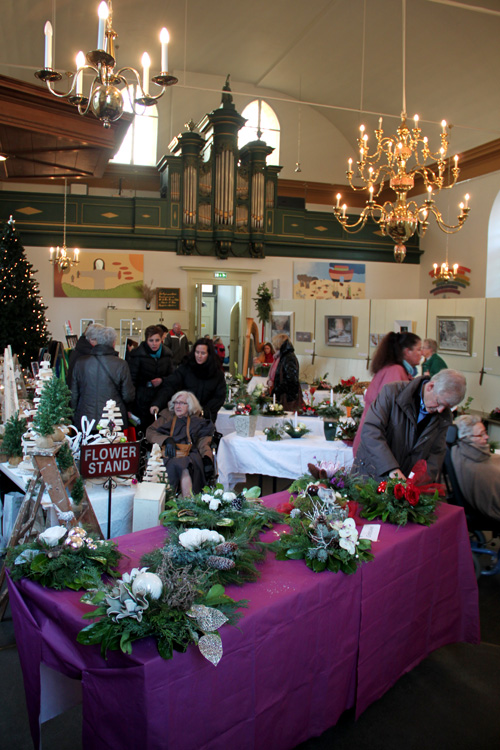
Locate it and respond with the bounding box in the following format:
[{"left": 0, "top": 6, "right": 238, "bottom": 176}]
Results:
[{"left": 0, "top": 446, "right": 102, "bottom": 620}]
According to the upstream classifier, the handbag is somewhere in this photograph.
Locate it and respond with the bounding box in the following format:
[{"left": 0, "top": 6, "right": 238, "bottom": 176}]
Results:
[{"left": 170, "top": 416, "right": 192, "bottom": 458}]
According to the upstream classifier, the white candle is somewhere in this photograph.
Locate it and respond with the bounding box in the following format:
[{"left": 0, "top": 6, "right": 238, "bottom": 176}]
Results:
[
  {"left": 44, "top": 21, "right": 53, "bottom": 69},
  {"left": 74, "top": 248, "right": 80, "bottom": 261},
  {"left": 293, "top": 411, "right": 298, "bottom": 429},
  {"left": 141, "top": 52, "right": 151, "bottom": 95},
  {"left": 49, "top": 246, "right": 54, "bottom": 260},
  {"left": 330, "top": 389, "right": 333, "bottom": 406},
  {"left": 273, "top": 393, "right": 276, "bottom": 405},
  {"left": 97, "top": 2, "right": 109, "bottom": 50},
  {"left": 75, "top": 51, "right": 85, "bottom": 96},
  {"left": 160, "top": 27, "right": 169, "bottom": 72}
]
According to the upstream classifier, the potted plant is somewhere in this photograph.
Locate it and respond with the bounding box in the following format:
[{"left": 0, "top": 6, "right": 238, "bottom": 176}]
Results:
[
  {"left": 2, "top": 411, "right": 27, "bottom": 466},
  {"left": 136, "top": 280, "right": 156, "bottom": 310},
  {"left": 341, "top": 393, "right": 361, "bottom": 418},
  {"left": 230, "top": 400, "right": 260, "bottom": 437},
  {"left": 316, "top": 402, "right": 343, "bottom": 441}
]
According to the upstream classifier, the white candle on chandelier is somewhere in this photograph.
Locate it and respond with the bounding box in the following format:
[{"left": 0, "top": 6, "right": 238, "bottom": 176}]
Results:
[
  {"left": 369, "top": 185, "right": 374, "bottom": 199},
  {"left": 44, "top": 21, "right": 53, "bottom": 69},
  {"left": 97, "top": 2, "right": 109, "bottom": 50},
  {"left": 454, "top": 154, "right": 459, "bottom": 166},
  {"left": 427, "top": 185, "right": 433, "bottom": 201},
  {"left": 378, "top": 117, "right": 383, "bottom": 129},
  {"left": 464, "top": 193, "right": 470, "bottom": 209},
  {"left": 360, "top": 124, "right": 365, "bottom": 134},
  {"left": 75, "top": 51, "right": 85, "bottom": 96},
  {"left": 141, "top": 52, "right": 151, "bottom": 95},
  {"left": 413, "top": 114, "right": 419, "bottom": 127},
  {"left": 160, "top": 27, "right": 169, "bottom": 72},
  {"left": 336, "top": 193, "right": 341, "bottom": 208},
  {"left": 459, "top": 201, "right": 464, "bottom": 216},
  {"left": 74, "top": 248, "right": 80, "bottom": 261},
  {"left": 441, "top": 119, "right": 447, "bottom": 133},
  {"left": 342, "top": 204, "right": 347, "bottom": 218},
  {"left": 49, "top": 246, "right": 55, "bottom": 260},
  {"left": 433, "top": 263, "right": 438, "bottom": 272},
  {"left": 348, "top": 158, "right": 352, "bottom": 172},
  {"left": 453, "top": 263, "right": 459, "bottom": 275}
]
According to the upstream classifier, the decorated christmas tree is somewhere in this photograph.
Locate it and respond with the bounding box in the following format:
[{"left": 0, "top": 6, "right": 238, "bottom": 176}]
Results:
[{"left": 0, "top": 217, "right": 50, "bottom": 367}]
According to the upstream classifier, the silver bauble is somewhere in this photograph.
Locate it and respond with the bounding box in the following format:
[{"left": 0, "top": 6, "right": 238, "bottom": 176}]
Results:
[{"left": 91, "top": 85, "right": 124, "bottom": 124}]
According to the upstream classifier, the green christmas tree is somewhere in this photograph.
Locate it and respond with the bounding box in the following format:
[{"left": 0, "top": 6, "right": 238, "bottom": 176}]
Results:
[
  {"left": 0, "top": 216, "right": 50, "bottom": 367},
  {"left": 32, "top": 375, "right": 72, "bottom": 437},
  {"left": 1, "top": 411, "right": 27, "bottom": 458}
]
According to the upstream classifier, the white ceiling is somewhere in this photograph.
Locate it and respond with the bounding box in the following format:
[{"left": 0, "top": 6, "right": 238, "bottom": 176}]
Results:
[{"left": 2, "top": 0, "right": 500, "bottom": 162}]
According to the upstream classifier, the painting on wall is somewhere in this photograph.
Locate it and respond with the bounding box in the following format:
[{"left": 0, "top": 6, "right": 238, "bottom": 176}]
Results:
[
  {"left": 53, "top": 252, "right": 144, "bottom": 298},
  {"left": 325, "top": 315, "right": 354, "bottom": 347},
  {"left": 436, "top": 316, "right": 472, "bottom": 355},
  {"left": 270, "top": 312, "right": 294, "bottom": 341},
  {"left": 293, "top": 261, "right": 366, "bottom": 300}
]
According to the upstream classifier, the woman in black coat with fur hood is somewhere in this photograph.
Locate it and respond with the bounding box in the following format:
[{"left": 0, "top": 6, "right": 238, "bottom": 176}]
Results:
[{"left": 150, "top": 338, "right": 226, "bottom": 423}]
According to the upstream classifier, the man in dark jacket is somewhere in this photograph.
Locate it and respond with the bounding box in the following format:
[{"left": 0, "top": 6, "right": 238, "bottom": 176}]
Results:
[
  {"left": 352, "top": 369, "right": 466, "bottom": 482},
  {"left": 165, "top": 323, "right": 190, "bottom": 367},
  {"left": 66, "top": 323, "right": 103, "bottom": 388},
  {"left": 71, "top": 326, "right": 135, "bottom": 430}
]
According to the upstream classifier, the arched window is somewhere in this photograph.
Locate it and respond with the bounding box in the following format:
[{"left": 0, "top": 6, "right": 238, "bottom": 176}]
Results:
[
  {"left": 112, "top": 85, "right": 158, "bottom": 166},
  {"left": 238, "top": 100, "right": 280, "bottom": 166}
]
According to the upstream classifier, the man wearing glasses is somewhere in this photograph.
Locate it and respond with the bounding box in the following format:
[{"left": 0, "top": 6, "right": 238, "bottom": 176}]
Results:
[{"left": 352, "top": 369, "right": 467, "bottom": 482}]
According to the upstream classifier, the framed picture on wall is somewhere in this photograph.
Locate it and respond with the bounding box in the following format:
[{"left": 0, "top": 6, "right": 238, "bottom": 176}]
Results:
[
  {"left": 394, "top": 320, "right": 412, "bottom": 333},
  {"left": 436, "top": 316, "right": 472, "bottom": 356},
  {"left": 325, "top": 315, "right": 354, "bottom": 347},
  {"left": 270, "top": 312, "right": 294, "bottom": 341}
]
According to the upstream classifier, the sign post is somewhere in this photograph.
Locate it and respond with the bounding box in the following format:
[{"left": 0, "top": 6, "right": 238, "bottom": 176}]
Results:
[{"left": 80, "top": 442, "right": 140, "bottom": 539}]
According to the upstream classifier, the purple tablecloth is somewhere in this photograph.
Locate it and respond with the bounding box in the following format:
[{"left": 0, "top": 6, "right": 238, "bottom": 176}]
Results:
[{"left": 8, "top": 494, "right": 480, "bottom": 750}]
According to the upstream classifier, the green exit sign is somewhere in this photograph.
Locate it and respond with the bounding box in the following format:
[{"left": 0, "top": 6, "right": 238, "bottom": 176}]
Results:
[{"left": 214, "top": 272, "right": 227, "bottom": 279}]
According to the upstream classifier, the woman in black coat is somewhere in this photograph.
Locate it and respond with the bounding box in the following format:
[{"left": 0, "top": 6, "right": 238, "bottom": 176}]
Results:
[
  {"left": 269, "top": 333, "right": 303, "bottom": 411},
  {"left": 128, "top": 325, "right": 173, "bottom": 430},
  {"left": 151, "top": 338, "right": 226, "bottom": 423}
]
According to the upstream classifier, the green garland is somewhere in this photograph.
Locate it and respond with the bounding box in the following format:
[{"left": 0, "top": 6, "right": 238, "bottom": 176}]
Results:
[
  {"left": 6, "top": 526, "right": 120, "bottom": 590},
  {"left": 355, "top": 477, "right": 439, "bottom": 526},
  {"left": 252, "top": 282, "right": 272, "bottom": 324},
  {"left": 78, "top": 563, "right": 246, "bottom": 663}
]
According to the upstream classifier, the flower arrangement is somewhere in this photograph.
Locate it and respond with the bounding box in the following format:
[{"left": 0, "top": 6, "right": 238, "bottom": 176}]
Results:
[
  {"left": 341, "top": 392, "right": 362, "bottom": 408},
  {"left": 275, "top": 488, "right": 373, "bottom": 574},
  {"left": 315, "top": 401, "right": 343, "bottom": 419},
  {"left": 254, "top": 362, "right": 272, "bottom": 377},
  {"left": 333, "top": 376, "right": 359, "bottom": 394},
  {"left": 77, "top": 562, "right": 246, "bottom": 664},
  {"left": 336, "top": 419, "right": 359, "bottom": 442},
  {"left": 282, "top": 420, "right": 310, "bottom": 439},
  {"left": 263, "top": 423, "right": 283, "bottom": 441},
  {"left": 356, "top": 476, "right": 440, "bottom": 526},
  {"left": 6, "top": 526, "right": 121, "bottom": 590},
  {"left": 311, "top": 373, "right": 333, "bottom": 390},
  {"left": 157, "top": 484, "right": 282, "bottom": 569},
  {"left": 261, "top": 401, "right": 284, "bottom": 415}
]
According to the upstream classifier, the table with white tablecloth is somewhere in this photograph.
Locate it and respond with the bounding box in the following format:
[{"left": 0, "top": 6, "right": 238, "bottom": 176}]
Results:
[
  {"left": 216, "top": 431, "right": 354, "bottom": 489},
  {"left": 215, "top": 410, "right": 327, "bottom": 438}
]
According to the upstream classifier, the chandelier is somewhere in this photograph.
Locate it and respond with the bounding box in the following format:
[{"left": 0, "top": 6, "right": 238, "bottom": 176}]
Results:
[
  {"left": 333, "top": 0, "right": 470, "bottom": 262},
  {"left": 49, "top": 180, "right": 80, "bottom": 271},
  {"left": 35, "top": 1, "right": 177, "bottom": 128}
]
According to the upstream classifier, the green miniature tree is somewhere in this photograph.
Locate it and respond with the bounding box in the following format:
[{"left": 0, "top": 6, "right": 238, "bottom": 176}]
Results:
[
  {"left": 2, "top": 411, "right": 27, "bottom": 458},
  {"left": 0, "top": 217, "right": 50, "bottom": 367},
  {"left": 56, "top": 441, "right": 74, "bottom": 472},
  {"left": 32, "top": 375, "right": 72, "bottom": 437}
]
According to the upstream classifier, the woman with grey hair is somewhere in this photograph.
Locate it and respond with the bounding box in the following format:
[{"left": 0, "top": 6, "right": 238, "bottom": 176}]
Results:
[
  {"left": 71, "top": 326, "right": 135, "bottom": 430},
  {"left": 451, "top": 414, "right": 500, "bottom": 522},
  {"left": 146, "top": 391, "right": 215, "bottom": 497}
]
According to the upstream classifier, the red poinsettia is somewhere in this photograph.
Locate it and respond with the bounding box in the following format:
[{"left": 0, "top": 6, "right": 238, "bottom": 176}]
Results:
[
  {"left": 393, "top": 483, "right": 405, "bottom": 500},
  {"left": 405, "top": 484, "right": 420, "bottom": 506}
]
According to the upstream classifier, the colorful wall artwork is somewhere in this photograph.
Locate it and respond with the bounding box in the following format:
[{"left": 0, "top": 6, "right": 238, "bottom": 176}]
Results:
[
  {"left": 293, "top": 261, "right": 366, "bottom": 300},
  {"left": 428, "top": 265, "right": 471, "bottom": 296},
  {"left": 54, "top": 252, "right": 144, "bottom": 298}
]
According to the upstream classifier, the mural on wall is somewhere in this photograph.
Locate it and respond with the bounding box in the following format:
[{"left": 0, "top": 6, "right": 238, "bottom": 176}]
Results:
[
  {"left": 293, "top": 262, "right": 366, "bottom": 300},
  {"left": 428, "top": 265, "right": 471, "bottom": 296},
  {"left": 54, "top": 252, "right": 144, "bottom": 298}
]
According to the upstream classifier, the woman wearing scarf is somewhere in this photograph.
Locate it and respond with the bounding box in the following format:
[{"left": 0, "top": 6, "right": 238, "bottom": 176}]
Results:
[
  {"left": 150, "top": 337, "right": 226, "bottom": 423},
  {"left": 128, "top": 325, "right": 173, "bottom": 430}
]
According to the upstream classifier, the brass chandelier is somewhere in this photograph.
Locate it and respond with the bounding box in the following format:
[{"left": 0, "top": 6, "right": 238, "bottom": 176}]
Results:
[
  {"left": 49, "top": 180, "right": 80, "bottom": 272},
  {"left": 35, "top": 1, "right": 177, "bottom": 128},
  {"left": 333, "top": 0, "right": 470, "bottom": 262}
]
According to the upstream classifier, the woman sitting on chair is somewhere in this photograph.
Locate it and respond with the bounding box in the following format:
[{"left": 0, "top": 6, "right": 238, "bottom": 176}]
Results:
[{"left": 146, "top": 391, "right": 215, "bottom": 497}]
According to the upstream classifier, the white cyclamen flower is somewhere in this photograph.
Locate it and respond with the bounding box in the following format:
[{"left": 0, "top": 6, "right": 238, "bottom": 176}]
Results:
[
  {"left": 38, "top": 526, "right": 68, "bottom": 547},
  {"left": 209, "top": 498, "right": 221, "bottom": 511},
  {"left": 222, "top": 491, "right": 236, "bottom": 502},
  {"left": 201, "top": 493, "right": 213, "bottom": 504}
]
